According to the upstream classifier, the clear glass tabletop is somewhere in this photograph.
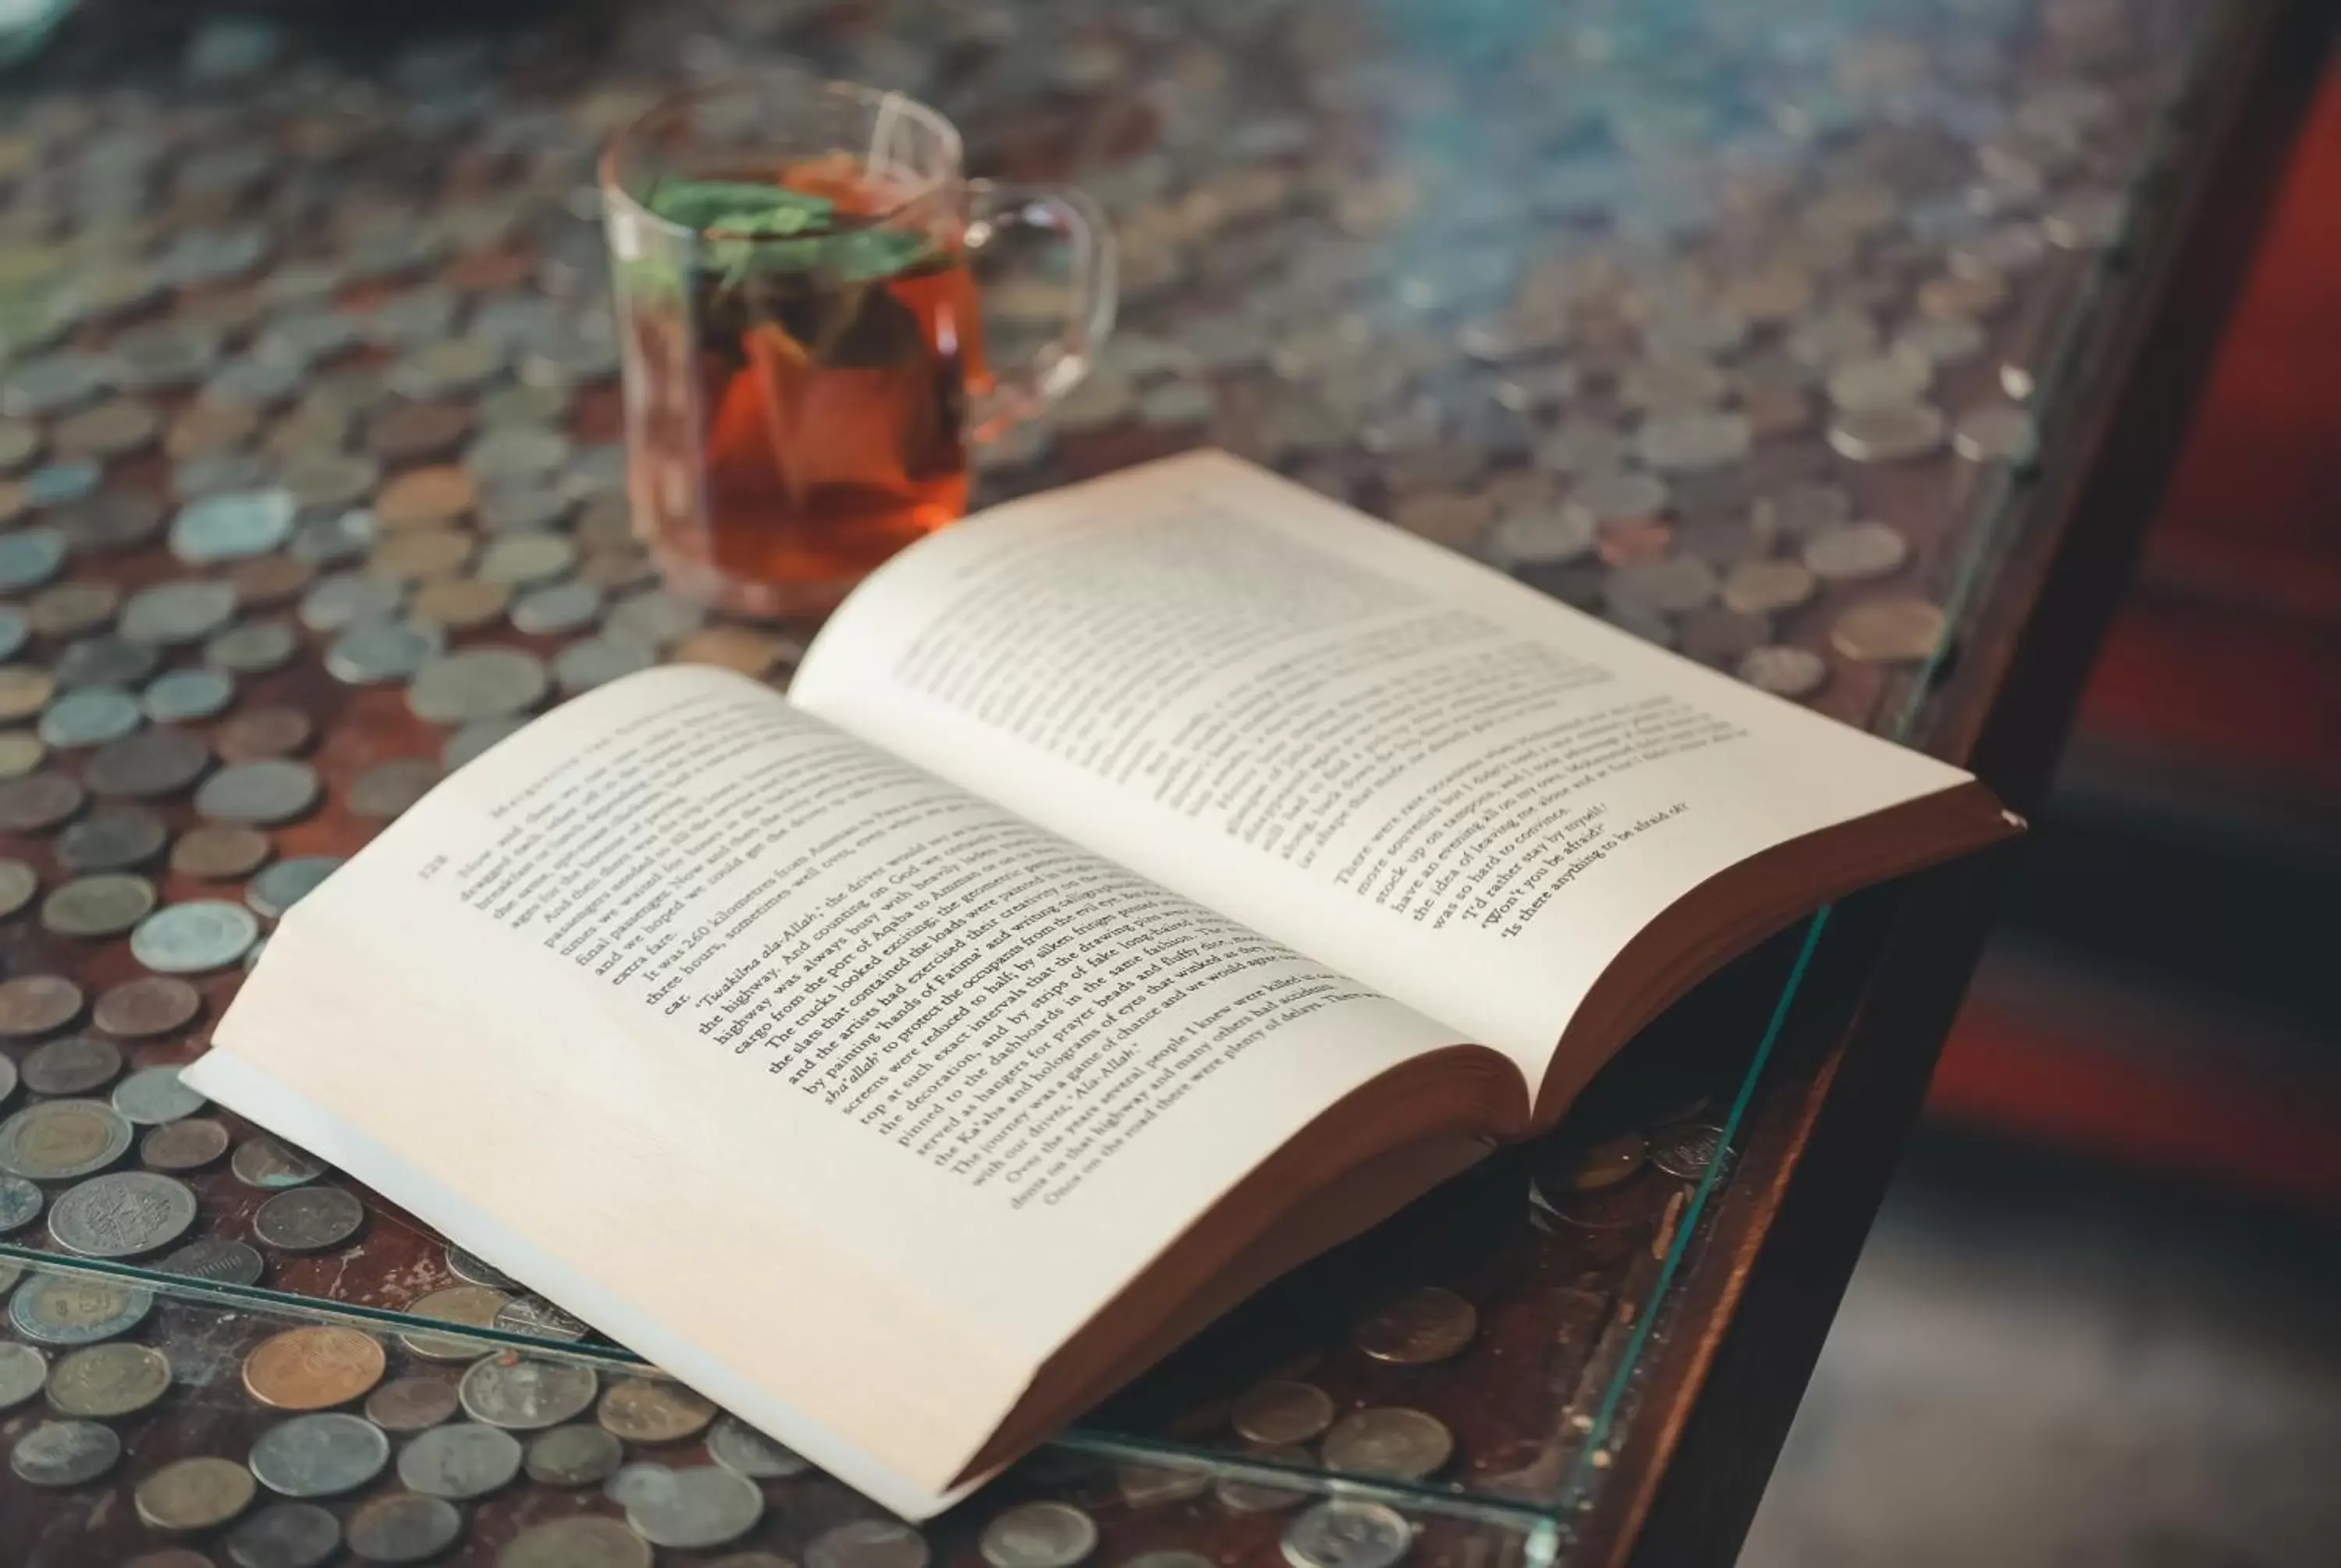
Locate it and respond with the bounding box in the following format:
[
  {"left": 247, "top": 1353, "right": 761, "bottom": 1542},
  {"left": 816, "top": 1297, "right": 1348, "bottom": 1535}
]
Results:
[{"left": 0, "top": 0, "right": 2234, "bottom": 1559}]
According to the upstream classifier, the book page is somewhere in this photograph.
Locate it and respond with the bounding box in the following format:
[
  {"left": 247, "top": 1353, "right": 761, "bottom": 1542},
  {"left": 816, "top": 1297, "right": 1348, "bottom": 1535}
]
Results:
[
  {"left": 186, "top": 664, "right": 1463, "bottom": 1515},
  {"left": 794, "top": 451, "right": 1978, "bottom": 1081}
]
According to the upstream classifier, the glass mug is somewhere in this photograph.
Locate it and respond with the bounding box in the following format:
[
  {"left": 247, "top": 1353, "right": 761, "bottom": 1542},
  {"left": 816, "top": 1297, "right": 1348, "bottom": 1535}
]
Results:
[{"left": 601, "top": 76, "right": 1114, "bottom": 615}]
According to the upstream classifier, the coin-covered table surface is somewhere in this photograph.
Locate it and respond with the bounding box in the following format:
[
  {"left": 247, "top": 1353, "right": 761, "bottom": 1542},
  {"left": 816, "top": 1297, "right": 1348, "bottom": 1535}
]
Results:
[{"left": 0, "top": 0, "right": 2311, "bottom": 1563}]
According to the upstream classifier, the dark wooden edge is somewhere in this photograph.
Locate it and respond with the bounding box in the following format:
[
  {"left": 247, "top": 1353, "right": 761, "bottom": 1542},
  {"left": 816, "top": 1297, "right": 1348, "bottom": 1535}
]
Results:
[{"left": 1577, "top": 5, "right": 2339, "bottom": 1563}]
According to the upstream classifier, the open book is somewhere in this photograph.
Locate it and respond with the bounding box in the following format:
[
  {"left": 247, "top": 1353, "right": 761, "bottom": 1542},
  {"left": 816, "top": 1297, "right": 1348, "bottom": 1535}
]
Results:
[{"left": 186, "top": 451, "right": 2015, "bottom": 1518}]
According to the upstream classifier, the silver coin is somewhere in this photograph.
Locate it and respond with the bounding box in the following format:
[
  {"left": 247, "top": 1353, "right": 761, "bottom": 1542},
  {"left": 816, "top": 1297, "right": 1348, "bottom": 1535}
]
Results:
[
  {"left": 300, "top": 572, "right": 403, "bottom": 632},
  {"left": 442, "top": 1243, "right": 519, "bottom": 1288},
  {"left": 490, "top": 1293, "right": 591, "bottom": 1341},
  {"left": 604, "top": 1460, "right": 677, "bottom": 1508},
  {"left": 1320, "top": 1407, "right": 1453, "bottom": 1479},
  {"left": 1892, "top": 316, "right": 1986, "bottom": 369},
  {"left": 1608, "top": 556, "right": 1719, "bottom": 615},
  {"left": 626, "top": 1463, "right": 766, "bottom": 1550},
  {"left": 476, "top": 531, "right": 575, "bottom": 586},
  {"left": 0, "top": 1339, "right": 45, "bottom": 1407},
  {"left": 204, "top": 357, "right": 305, "bottom": 411},
  {"left": 1282, "top": 1501, "right": 1413, "bottom": 1568},
  {"left": 233, "top": 1134, "right": 325, "bottom": 1188},
  {"left": 1824, "top": 353, "right": 1930, "bottom": 412},
  {"left": 250, "top": 1411, "right": 392, "bottom": 1497},
  {"left": 1487, "top": 504, "right": 1595, "bottom": 566},
  {"left": 257, "top": 310, "right": 359, "bottom": 368},
  {"left": 0, "top": 529, "right": 66, "bottom": 593},
  {"left": 477, "top": 477, "right": 574, "bottom": 534},
  {"left": 707, "top": 1412, "right": 811, "bottom": 1478},
  {"left": 144, "top": 667, "right": 237, "bottom": 723},
  {"left": 46, "top": 1169, "right": 197, "bottom": 1257},
  {"left": 407, "top": 648, "right": 549, "bottom": 724},
  {"left": 1635, "top": 410, "right": 1750, "bottom": 472},
  {"left": 196, "top": 760, "right": 320, "bottom": 825},
  {"left": 1565, "top": 470, "right": 1668, "bottom": 525},
  {"left": 478, "top": 382, "right": 571, "bottom": 427},
  {"left": 463, "top": 425, "right": 570, "bottom": 483},
  {"left": 0, "top": 605, "right": 27, "bottom": 659},
  {"left": 1952, "top": 403, "right": 2039, "bottom": 463},
  {"left": 112, "top": 1063, "right": 208, "bottom": 1124},
  {"left": 280, "top": 452, "right": 380, "bottom": 513},
  {"left": 290, "top": 509, "right": 378, "bottom": 567},
  {"left": 140, "top": 1115, "right": 228, "bottom": 1172},
  {"left": 9, "top": 1272, "right": 152, "bottom": 1343},
  {"left": 10, "top": 1418, "right": 122, "bottom": 1487},
  {"left": 172, "top": 489, "right": 298, "bottom": 564},
  {"left": 208, "top": 619, "right": 300, "bottom": 674},
  {"left": 459, "top": 1353, "right": 599, "bottom": 1429},
  {"left": 247, "top": 855, "right": 343, "bottom": 919},
  {"left": 1735, "top": 644, "right": 1828, "bottom": 699},
  {"left": 506, "top": 578, "right": 602, "bottom": 640},
  {"left": 27, "top": 463, "right": 101, "bottom": 508},
  {"left": 0, "top": 1098, "right": 135, "bottom": 1179},
  {"left": 37, "top": 688, "right": 142, "bottom": 750},
  {"left": 0, "top": 1172, "right": 41, "bottom": 1233},
  {"left": 1214, "top": 1446, "right": 1314, "bottom": 1513},
  {"left": 123, "top": 580, "right": 240, "bottom": 644},
  {"left": 1721, "top": 560, "right": 1817, "bottom": 616},
  {"left": 177, "top": 452, "right": 275, "bottom": 501},
  {"left": 57, "top": 632, "right": 160, "bottom": 689},
  {"left": 1826, "top": 403, "right": 1945, "bottom": 463},
  {"left": 252, "top": 1185, "right": 365, "bottom": 1252},
  {"left": 523, "top": 1423, "right": 624, "bottom": 1487},
  {"left": 133, "top": 899, "right": 264, "bottom": 971},
  {"left": 328, "top": 618, "right": 446, "bottom": 684},
  {"left": 2, "top": 354, "right": 103, "bottom": 417},
  {"left": 981, "top": 1501, "right": 1098, "bottom": 1568},
  {"left": 502, "top": 1517, "right": 652, "bottom": 1568},
  {"left": 602, "top": 588, "right": 705, "bottom": 649},
  {"left": 553, "top": 636, "right": 652, "bottom": 693},
  {"left": 160, "top": 1236, "right": 268, "bottom": 1286},
  {"left": 41, "top": 871, "right": 158, "bottom": 938},
  {"left": 1803, "top": 521, "right": 1910, "bottom": 582},
  {"left": 346, "top": 1492, "right": 464, "bottom": 1565},
  {"left": 226, "top": 1500, "right": 343, "bottom": 1568},
  {"left": 396, "top": 1419, "right": 524, "bottom": 1499},
  {"left": 808, "top": 1520, "right": 932, "bottom": 1568}
]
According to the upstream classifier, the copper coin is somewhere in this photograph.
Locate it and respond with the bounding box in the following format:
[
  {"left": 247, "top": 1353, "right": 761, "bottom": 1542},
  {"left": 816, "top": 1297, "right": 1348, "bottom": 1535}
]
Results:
[
  {"left": 85, "top": 728, "right": 211, "bottom": 799},
  {"left": 1594, "top": 519, "right": 1674, "bottom": 567},
  {"left": 215, "top": 704, "right": 313, "bottom": 761},
  {"left": 53, "top": 397, "right": 159, "bottom": 459},
  {"left": 376, "top": 466, "right": 474, "bottom": 531},
  {"left": 243, "top": 1325, "right": 389, "bottom": 1410},
  {"left": 167, "top": 401, "right": 259, "bottom": 459},
  {"left": 397, "top": 1285, "right": 510, "bottom": 1361},
  {"left": 1349, "top": 1286, "right": 1478, "bottom": 1364},
  {"left": 672, "top": 626, "right": 794, "bottom": 678},
  {"left": 1830, "top": 597, "right": 1947, "bottom": 663},
  {"left": 0, "top": 854, "right": 34, "bottom": 917},
  {"left": 0, "top": 974, "right": 83, "bottom": 1037},
  {"left": 229, "top": 555, "right": 317, "bottom": 608},
  {"left": 366, "top": 401, "right": 473, "bottom": 463},
  {"left": 0, "top": 732, "right": 44, "bottom": 777},
  {"left": 596, "top": 1377, "right": 718, "bottom": 1442},
  {"left": 94, "top": 976, "right": 202, "bottom": 1038},
  {"left": 409, "top": 575, "right": 508, "bottom": 630},
  {"left": 368, "top": 529, "right": 473, "bottom": 584},
  {"left": 140, "top": 1117, "right": 231, "bottom": 1171},
  {"left": 171, "top": 824, "right": 272, "bottom": 881},
  {"left": 1556, "top": 1131, "right": 1648, "bottom": 1191},
  {"left": 0, "top": 771, "right": 83, "bottom": 831},
  {"left": 27, "top": 581, "right": 120, "bottom": 638},
  {"left": 366, "top": 1373, "right": 461, "bottom": 1431},
  {"left": 0, "top": 665, "right": 53, "bottom": 722},
  {"left": 1229, "top": 1380, "right": 1337, "bottom": 1446}
]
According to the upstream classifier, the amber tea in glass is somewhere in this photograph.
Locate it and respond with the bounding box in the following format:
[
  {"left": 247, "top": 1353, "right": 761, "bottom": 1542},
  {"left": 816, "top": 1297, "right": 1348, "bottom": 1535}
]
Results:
[{"left": 604, "top": 80, "right": 1113, "bottom": 615}]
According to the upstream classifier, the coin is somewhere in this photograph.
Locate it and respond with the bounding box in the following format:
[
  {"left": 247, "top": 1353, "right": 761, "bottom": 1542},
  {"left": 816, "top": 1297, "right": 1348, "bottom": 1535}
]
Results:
[
  {"left": 554, "top": 635, "right": 652, "bottom": 693},
  {"left": 1231, "top": 1379, "right": 1338, "bottom": 1445},
  {"left": 622, "top": 1463, "right": 765, "bottom": 1549},
  {"left": 38, "top": 688, "right": 143, "bottom": 751},
  {"left": 398, "top": 1283, "right": 509, "bottom": 1360},
  {"left": 410, "top": 575, "right": 510, "bottom": 629},
  {"left": 1282, "top": 1500, "right": 1412, "bottom": 1568},
  {"left": 55, "top": 396, "right": 159, "bottom": 459},
  {"left": 605, "top": 1460, "right": 677, "bottom": 1507},
  {"left": 94, "top": 975, "right": 202, "bottom": 1038},
  {"left": 1827, "top": 403, "right": 1945, "bottom": 463},
  {"left": 1320, "top": 1407, "right": 1453, "bottom": 1478},
  {"left": 0, "top": 666, "right": 53, "bottom": 724},
  {"left": 1, "top": 1097, "right": 133, "bottom": 1180},
  {"left": 350, "top": 758, "right": 440, "bottom": 818},
  {"left": 458, "top": 1352, "right": 598, "bottom": 1430},
  {"left": 0, "top": 1173, "right": 39, "bottom": 1233},
  {"left": 123, "top": 579, "right": 240, "bottom": 644},
  {"left": 300, "top": 571, "right": 403, "bottom": 631},
  {"left": 1803, "top": 521, "right": 1910, "bottom": 582},
  {"left": 0, "top": 974, "right": 83, "bottom": 1037},
  {"left": 809, "top": 1520, "right": 931, "bottom": 1568},
  {"left": 367, "top": 401, "right": 474, "bottom": 463},
  {"left": 229, "top": 555, "right": 316, "bottom": 608},
  {"left": 12, "top": 1261, "right": 151, "bottom": 1343},
  {"left": 58, "top": 806, "right": 169, "bottom": 871},
  {"left": 232, "top": 1134, "right": 324, "bottom": 1188},
  {"left": 363, "top": 1374, "right": 460, "bottom": 1433},
  {"left": 0, "top": 770, "right": 83, "bottom": 834},
  {"left": 144, "top": 667, "right": 236, "bottom": 723},
  {"left": 604, "top": 588, "right": 705, "bottom": 649},
  {"left": 43, "top": 871, "right": 159, "bottom": 937},
  {"left": 250, "top": 1410, "right": 392, "bottom": 1497},
  {"left": 407, "top": 647, "right": 549, "bottom": 723},
  {"left": 225, "top": 1502, "right": 342, "bottom": 1568},
  {"left": 280, "top": 451, "right": 379, "bottom": 513},
  {"left": 707, "top": 1411, "right": 812, "bottom": 1478},
  {"left": 22, "top": 1035, "right": 123, "bottom": 1094},
  {"left": 246, "top": 854, "right": 343, "bottom": 918},
  {"left": 0, "top": 1340, "right": 44, "bottom": 1407},
  {"left": 476, "top": 531, "right": 575, "bottom": 587},
  {"left": 510, "top": 579, "right": 602, "bottom": 636},
  {"left": 196, "top": 760, "right": 320, "bottom": 825},
  {"left": 216, "top": 705, "right": 313, "bottom": 761},
  {"left": 501, "top": 1517, "right": 652, "bottom": 1568},
  {"left": 477, "top": 477, "right": 574, "bottom": 534},
  {"left": 14, "top": 1419, "right": 123, "bottom": 1488},
  {"left": 1952, "top": 403, "right": 2039, "bottom": 463},
  {"left": 160, "top": 1236, "right": 267, "bottom": 1285},
  {"left": 524, "top": 1421, "right": 624, "bottom": 1486},
  {"left": 368, "top": 527, "right": 474, "bottom": 584},
  {"left": 1831, "top": 597, "right": 1947, "bottom": 662},
  {"left": 0, "top": 855, "right": 32, "bottom": 915},
  {"left": 133, "top": 899, "right": 263, "bottom": 971},
  {"left": 1648, "top": 1121, "right": 1732, "bottom": 1180},
  {"left": 1351, "top": 1286, "right": 1477, "bottom": 1364},
  {"left": 592, "top": 1374, "right": 719, "bottom": 1442},
  {"left": 44, "top": 1340, "right": 172, "bottom": 1416},
  {"left": 464, "top": 425, "right": 570, "bottom": 483},
  {"left": 443, "top": 1244, "right": 520, "bottom": 1289},
  {"left": 242, "top": 1325, "right": 389, "bottom": 1412},
  {"left": 48, "top": 1170, "right": 199, "bottom": 1256},
  {"left": 172, "top": 825, "right": 272, "bottom": 882},
  {"left": 28, "top": 580, "right": 121, "bottom": 639},
  {"left": 142, "top": 1117, "right": 231, "bottom": 1171},
  {"left": 399, "top": 1419, "right": 524, "bottom": 1499},
  {"left": 328, "top": 617, "right": 445, "bottom": 684},
  {"left": 0, "top": 733, "right": 41, "bottom": 778},
  {"left": 87, "top": 726, "right": 211, "bottom": 797},
  {"left": 253, "top": 1185, "right": 365, "bottom": 1252},
  {"left": 346, "top": 1492, "right": 464, "bottom": 1564},
  {"left": 1720, "top": 559, "right": 1816, "bottom": 616},
  {"left": 980, "top": 1502, "right": 1097, "bottom": 1568},
  {"left": 446, "top": 715, "right": 529, "bottom": 770}
]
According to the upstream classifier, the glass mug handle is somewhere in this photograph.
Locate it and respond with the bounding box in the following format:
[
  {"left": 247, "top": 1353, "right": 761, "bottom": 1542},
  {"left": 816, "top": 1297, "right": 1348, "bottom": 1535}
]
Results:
[{"left": 963, "top": 179, "right": 1117, "bottom": 442}]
